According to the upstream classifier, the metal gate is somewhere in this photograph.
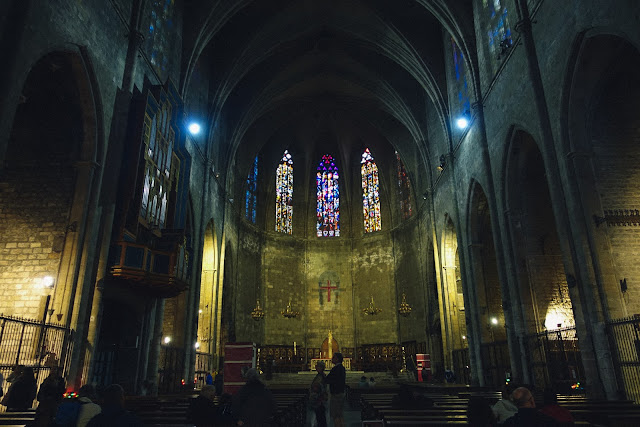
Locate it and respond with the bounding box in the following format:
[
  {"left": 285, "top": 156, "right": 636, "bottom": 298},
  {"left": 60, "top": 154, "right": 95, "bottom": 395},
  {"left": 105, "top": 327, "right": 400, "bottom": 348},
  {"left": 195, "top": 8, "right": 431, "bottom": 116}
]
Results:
[
  {"left": 524, "top": 327, "right": 583, "bottom": 392},
  {"left": 481, "top": 340, "right": 511, "bottom": 387},
  {"left": 0, "top": 315, "right": 73, "bottom": 412},
  {"left": 607, "top": 316, "right": 640, "bottom": 403}
]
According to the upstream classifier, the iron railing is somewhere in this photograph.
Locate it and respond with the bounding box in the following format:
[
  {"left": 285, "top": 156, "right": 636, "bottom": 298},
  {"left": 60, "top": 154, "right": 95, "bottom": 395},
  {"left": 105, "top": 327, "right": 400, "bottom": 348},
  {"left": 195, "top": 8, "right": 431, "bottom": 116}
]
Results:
[
  {"left": 0, "top": 315, "right": 73, "bottom": 412},
  {"left": 195, "top": 351, "right": 213, "bottom": 389},
  {"left": 158, "top": 345, "right": 185, "bottom": 394},
  {"left": 523, "top": 326, "right": 583, "bottom": 392},
  {"left": 452, "top": 348, "right": 471, "bottom": 384},
  {"left": 481, "top": 340, "right": 511, "bottom": 387},
  {"left": 607, "top": 316, "right": 640, "bottom": 403}
]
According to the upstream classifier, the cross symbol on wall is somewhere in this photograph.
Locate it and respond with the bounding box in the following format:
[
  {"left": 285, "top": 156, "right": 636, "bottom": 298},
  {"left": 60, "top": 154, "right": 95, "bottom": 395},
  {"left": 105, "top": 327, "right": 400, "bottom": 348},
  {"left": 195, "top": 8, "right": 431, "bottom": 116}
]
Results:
[{"left": 320, "top": 279, "right": 338, "bottom": 302}]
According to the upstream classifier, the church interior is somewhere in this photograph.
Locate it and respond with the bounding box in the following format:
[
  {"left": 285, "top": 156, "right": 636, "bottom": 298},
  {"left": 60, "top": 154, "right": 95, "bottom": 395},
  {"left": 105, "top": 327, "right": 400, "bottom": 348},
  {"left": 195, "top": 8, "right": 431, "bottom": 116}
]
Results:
[{"left": 2, "top": 0, "right": 640, "bottom": 407}]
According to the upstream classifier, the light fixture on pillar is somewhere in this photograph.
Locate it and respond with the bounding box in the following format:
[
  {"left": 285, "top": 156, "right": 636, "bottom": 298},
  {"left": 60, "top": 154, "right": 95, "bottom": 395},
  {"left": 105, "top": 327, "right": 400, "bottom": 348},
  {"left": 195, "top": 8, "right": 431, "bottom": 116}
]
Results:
[
  {"left": 251, "top": 299, "right": 265, "bottom": 321},
  {"left": 281, "top": 297, "right": 299, "bottom": 319},
  {"left": 398, "top": 292, "right": 412, "bottom": 317},
  {"left": 163, "top": 336, "right": 171, "bottom": 345},
  {"left": 490, "top": 317, "right": 499, "bottom": 326},
  {"left": 42, "top": 276, "right": 55, "bottom": 289},
  {"left": 188, "top": 122, "right": 201, "bottom": 135},
  {"left": 363, "top": 296, "right": 382, "bottom": 315},
  {"left": 436, "top": 155, "right": 446, "bottom": 172}
]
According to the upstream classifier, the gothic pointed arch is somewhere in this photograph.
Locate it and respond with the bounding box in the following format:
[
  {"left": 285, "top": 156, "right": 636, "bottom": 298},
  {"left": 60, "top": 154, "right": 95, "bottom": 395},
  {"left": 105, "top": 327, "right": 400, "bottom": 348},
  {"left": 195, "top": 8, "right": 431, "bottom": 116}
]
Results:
[
  {"left": 275, "top": 150, "right": 293, "bottom": 234},
  {"left": 361, "top": 148, "right": 381, "bottom": 233},
  {"left": 317, "top": 154, "right": 340, "bottom": 237}
]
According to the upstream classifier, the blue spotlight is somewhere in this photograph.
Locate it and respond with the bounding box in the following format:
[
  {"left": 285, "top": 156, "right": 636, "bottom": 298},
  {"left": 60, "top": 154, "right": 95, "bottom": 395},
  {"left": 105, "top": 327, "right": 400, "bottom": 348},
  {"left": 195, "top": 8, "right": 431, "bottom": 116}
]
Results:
[{"left": 188, "top": 122, "right": 201, "bottom": 135}]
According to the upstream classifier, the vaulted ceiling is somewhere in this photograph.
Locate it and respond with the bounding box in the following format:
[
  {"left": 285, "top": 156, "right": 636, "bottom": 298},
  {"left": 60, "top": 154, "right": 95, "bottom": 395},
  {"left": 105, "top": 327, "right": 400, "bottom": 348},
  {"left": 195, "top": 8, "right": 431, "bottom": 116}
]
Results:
[{"left": 180, "top": 0, "right": 476, "bottom": 180}]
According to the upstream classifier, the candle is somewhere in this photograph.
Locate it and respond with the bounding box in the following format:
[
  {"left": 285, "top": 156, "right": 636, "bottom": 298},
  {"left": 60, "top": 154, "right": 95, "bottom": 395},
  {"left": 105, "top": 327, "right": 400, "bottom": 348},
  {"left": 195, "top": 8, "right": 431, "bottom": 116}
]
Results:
[{"left": 294, "top": 341, "right": 297, "bottom": 355}]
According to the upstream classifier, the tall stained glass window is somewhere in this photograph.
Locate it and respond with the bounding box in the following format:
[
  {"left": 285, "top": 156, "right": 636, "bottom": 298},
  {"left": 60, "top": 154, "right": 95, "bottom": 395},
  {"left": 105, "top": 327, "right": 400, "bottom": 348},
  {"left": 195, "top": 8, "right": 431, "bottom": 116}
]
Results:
[
  {"left": 145, "top": 0, "right": 175, "bottom": 79},
  {"left": 140, "top": 100, "right": 179, "bottom": 228},
  {"left": 275, "top": 151, "right": 293, "bottom": 234},
  {"left": 245, "top": 156, "right": 258, "bottom": 223},
  {"left": 396, "top": 151, "right": 412, "bottom": 220},
  {"left": 317, "top": 154, "right": 340, "bottom": 237},
  {"left": 452, "top": 37, "right": 471, "bottom": 118},
  {"left": 361, "top": 149, "right": 381, "bottom": 232},
  {"left": 484, "top": 0, "right": 513, "bottom": 62}
]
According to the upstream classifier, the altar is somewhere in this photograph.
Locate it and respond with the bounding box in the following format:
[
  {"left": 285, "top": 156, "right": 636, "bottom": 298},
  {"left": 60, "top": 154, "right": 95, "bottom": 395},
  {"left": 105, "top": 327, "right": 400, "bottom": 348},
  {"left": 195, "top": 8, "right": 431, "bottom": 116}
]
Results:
[{"left": 310, "top": 358, "right": 352, "bottom": 371}]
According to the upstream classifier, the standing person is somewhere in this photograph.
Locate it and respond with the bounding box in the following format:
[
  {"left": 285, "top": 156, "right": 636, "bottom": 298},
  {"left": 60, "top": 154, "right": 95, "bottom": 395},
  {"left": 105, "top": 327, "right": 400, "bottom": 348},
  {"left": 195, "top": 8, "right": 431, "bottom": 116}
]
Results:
[
  {"left": 232, "top": 368, "right": 276, "bottom": 426},
  {"left": 324, "top": 352, "right": 346, "bottom": 427},
  {"left": 1, "top": 366, "right": 36, "bottom": 412},
  {"left": 35, "top": 366, "right": 66, "bottom": 426},
  {"left": 309, "top": 361, "right": 328, "bottom": 427}
]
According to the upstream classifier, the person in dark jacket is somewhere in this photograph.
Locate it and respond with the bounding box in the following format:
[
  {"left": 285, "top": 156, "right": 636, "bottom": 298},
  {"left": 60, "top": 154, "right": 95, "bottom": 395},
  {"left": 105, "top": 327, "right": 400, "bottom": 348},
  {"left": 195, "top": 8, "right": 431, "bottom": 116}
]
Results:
[
  {"left": 86, "top": 384, "right": 142, "bottom": 427},
  {"left": 324, "top": 353, "right": 346, "bottom": 427},
  {"left": 232, "top": 368, "right": 276, "bottom": 426},
  {"left": 502, "top": 387, "right": 558, "bottom": 427},
  {"left": 35, "top": 366, "right": 66, "bottom": 426},
  {"left": 2, "top": 366, "right": 36, "bottom": 412},
  {"left": 188, "top": 385, "right": 218, "bottom": 427}
]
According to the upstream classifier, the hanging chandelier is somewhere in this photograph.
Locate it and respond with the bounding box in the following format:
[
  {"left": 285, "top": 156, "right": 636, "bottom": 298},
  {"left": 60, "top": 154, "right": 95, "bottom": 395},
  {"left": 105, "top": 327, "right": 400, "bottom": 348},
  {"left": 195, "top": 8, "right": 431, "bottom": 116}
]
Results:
[
  {"left": 281, "top": 297, "right": 300, "bottom": 319},
  {"left": 363, "top": 296, "right": 382, "bottom": 315},
  {"left": 251, "top": 299, "right": 265, "bottom": 321},
  {"left": 398, "top": 292, "right": 412, "bottom": 317}
]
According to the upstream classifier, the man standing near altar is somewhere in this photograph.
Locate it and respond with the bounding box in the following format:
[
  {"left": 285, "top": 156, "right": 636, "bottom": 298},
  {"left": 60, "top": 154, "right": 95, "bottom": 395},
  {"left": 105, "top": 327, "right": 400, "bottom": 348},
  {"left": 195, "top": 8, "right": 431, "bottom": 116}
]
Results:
[{"left": 324, "top": 352, "right": 346, "bottom": 427}]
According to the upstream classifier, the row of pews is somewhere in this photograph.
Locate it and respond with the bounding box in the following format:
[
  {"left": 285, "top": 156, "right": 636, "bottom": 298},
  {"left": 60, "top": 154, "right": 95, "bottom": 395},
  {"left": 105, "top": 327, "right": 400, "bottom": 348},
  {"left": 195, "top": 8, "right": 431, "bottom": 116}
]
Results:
[
  {"left": 0, "top": 389, "right": 308, "bottom": 427},
  {"left": 127, "top": 390, "right": 308, "bottom": 426},
  {"left": 359, "top": 387, "right": 640, "bottom": 426}
]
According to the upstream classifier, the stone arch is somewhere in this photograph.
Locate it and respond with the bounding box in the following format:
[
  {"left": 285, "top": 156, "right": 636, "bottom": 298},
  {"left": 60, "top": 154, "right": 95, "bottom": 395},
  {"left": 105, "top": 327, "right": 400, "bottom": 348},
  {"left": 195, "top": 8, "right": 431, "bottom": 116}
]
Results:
[
  {"left": 0, "top": 50, "right": 101, "bottom": 324},
  {"left": 467, "top": 179, "right": 509, "bottom": 386},
  {"left": 561, "top": 32, "right": 640, "bottom": 320},
  {"left": 505, "top": 130, "right": 575, "bottom": 334}
]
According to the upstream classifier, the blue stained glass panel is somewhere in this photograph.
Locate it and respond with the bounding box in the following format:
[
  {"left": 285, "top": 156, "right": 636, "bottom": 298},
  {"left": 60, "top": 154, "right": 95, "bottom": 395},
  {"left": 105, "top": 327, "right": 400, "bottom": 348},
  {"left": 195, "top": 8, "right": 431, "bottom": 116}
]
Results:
[
  {"left": 245, "top": 156, "right": 258, "bottom": 223},
  {"left": 317, "top": 154, "right": 340, "bottom": 237}
]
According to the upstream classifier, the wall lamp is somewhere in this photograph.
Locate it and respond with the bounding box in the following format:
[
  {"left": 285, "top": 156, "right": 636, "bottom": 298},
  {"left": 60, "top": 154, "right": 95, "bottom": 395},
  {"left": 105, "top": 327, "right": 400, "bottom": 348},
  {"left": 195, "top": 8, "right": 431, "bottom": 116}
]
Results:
[
  {"left": 437, "top": 155, "right": 446, "bottom": 172},
  {"left": 188, "top": 122, "right": 201, "bottom": 135}
]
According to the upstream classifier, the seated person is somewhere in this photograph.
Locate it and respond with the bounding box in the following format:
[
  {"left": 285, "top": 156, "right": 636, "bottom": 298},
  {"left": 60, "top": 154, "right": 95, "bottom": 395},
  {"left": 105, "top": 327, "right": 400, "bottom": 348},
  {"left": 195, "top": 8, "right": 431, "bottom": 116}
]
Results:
[
  {"left": 539, "top": 388, "right": 574, "bottom": 425},
  {"left": 358, "top": 376, "right": 369, "bottom": 388}
]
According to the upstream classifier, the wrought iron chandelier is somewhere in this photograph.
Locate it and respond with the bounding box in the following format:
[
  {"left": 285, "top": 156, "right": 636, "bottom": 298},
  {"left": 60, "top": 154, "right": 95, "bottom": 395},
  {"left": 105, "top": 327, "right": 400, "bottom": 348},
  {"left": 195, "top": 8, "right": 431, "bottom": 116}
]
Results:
[
  {"left": 251, "top": 299, "right": 265, "bottom": 321},
  {"left": 281, "top": 297, "right": 299, "bottom": 319},
  {"left": 363, "top": 296, "right": 382, "bottom": 315},
  {"left": 398, "top": 292, "right": 412, "bottom": 317}
]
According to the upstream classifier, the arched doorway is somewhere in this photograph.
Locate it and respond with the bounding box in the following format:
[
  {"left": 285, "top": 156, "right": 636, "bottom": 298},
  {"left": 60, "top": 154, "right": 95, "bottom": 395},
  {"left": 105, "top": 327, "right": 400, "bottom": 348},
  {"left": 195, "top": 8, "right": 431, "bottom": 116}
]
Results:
[
  {"left": 440, "top": 216, "right": 468, "bottom": 380},
  {"left": 506, "top": 131, "right": 578, "bottom": 389},
  {"left": 468, "top": 181, "right": 509, "bottom": 387},
  {"left": 564, "top": 33, "right": 640, "bottom": 401}
]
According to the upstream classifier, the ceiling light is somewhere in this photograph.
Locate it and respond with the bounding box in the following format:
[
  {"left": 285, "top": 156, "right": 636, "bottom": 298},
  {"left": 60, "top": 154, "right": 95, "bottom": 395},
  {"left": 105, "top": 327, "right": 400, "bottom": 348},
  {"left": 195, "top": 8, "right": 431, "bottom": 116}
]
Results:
[{"left": 456, "top": 117, "right": 469, "bottom": 129}]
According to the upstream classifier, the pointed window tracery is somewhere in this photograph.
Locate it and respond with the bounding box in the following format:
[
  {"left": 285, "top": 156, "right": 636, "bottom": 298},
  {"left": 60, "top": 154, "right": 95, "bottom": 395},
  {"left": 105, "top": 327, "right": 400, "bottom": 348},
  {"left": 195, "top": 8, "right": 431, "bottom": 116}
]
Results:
[
  {"left": 361, "top": 149, "right": 381, "bottom": 232},
  {"left": 275, "top": 150, "right": 293, "bottom": 234},
  {"left": 317, "top": 154, "right": 340, "bottom": 237},
  {"left": 246, "top": 156, "right": 258, "bottom": 223}
]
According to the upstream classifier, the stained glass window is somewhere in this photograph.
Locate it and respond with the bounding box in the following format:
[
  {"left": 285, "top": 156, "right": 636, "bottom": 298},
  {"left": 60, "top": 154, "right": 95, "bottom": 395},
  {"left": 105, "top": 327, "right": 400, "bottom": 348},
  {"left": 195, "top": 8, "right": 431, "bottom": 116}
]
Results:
[
  {"left": 396, "top": 151, "right": 412, "bottom": 220},
  {"left": 452, "top": 37, "right": 471, "bottom": 119},
  {"left": 317, "top": 154, "right": 340, "bottom": 237},
  {"left": 145, "top": 0, "right": 175, "bottom": 78},
  {"left": 140, "top": 100, "right": 179, "bottom": 228},
  {"left": 246, "top": 156, "right": 258, "bottom": 223},
  {"left": 484, "top": 0, "right": 513, "bottom": 62},
  {"left": 361, "top": 149, "right": 381, "bottom": 233},
  {"left": 275, "top": 151, "right": 293, "bottom": 234}
]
